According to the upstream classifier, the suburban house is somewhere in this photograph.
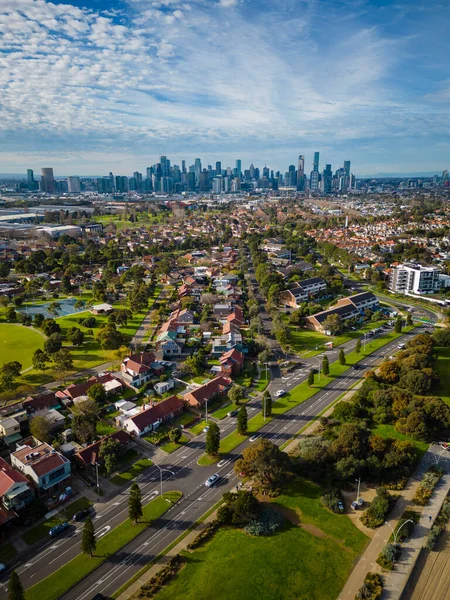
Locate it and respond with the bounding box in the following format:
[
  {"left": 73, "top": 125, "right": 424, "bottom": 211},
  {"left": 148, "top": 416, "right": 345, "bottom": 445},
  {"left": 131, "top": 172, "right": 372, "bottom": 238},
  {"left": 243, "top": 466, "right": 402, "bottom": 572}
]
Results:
[
  {"left": 74, "top": 430, "right": 130, "bottom": 469},
  {"left": 0, "top": 403, "right": 28, "bottom": 445},
  {"left": 304, "top": 292, "right": 379, "bottom": 333},
  {"left": 0, "top": 457, "right": 35, "bottom": 512},
  {"left": 121, "top": 352, "right": 157, "bottom": 387},
  {"left": 169, "top": 308, "right": 194, "bottom": 324},
  {"left": 122, "top": 395, "right": 185, "bottom": 437},
  {"left": 226, "top": 305, "right": 244, "bottom": 327},
  {"left": 213, "top": 303, "right": 233, "bottom": 318},
  {"left": 57, "top": 373, "right": 123, "bottom": 403},
  {"left": 219, "top": 348, "right": 244, "bottom": 377},
  {"left": 184, "top": 376, "right": 232, "bottom": 409},
  {"left": 24, "top": 392, "right": 61, "bottom": 415},
  {"left": 155, "top": 336, "right": 184, "bottom": 358},
  {"left": 280, "top": 277, "right": 327, "bottom": 308},
  {"left": 11, "top": 440, "right": 71, "bottom": 495},
  {"left": 212, "top": 331, "right": 245, "bottom": 356}
]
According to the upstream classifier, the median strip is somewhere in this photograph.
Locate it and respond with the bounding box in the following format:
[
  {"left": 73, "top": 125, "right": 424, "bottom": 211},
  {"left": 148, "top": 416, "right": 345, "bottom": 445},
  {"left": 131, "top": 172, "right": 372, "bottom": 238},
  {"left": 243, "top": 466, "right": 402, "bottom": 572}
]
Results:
[{"left": 25, "top": 491, "right": 182, "bottom": 600}]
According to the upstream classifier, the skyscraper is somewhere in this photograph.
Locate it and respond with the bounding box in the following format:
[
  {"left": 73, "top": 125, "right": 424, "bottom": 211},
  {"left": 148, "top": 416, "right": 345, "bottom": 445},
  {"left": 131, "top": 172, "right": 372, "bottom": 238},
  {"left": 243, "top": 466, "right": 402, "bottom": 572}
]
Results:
[
  {"left": 310, "top": 153, "right": 320, "bottom": 191},
  {"left": 27, "top": 169, "right": 34, "bottom": 190},
  {"left": 67, "top": 176, "right": 81, "bottom": 193},
  {"left": 181, "top": 160, "right": 186, "bottom": 174},
  {"left": 41, "top": 168, "right": 55, "bottom": 194},
  {"left": 344, "top": 160, "right": 351, "bottom": 176},
  {"left": 194, "top": 158, "right": 202, "bottom": 185},
  {"left": 215, "top": 161, "right": 222, "bottom": 176},
  {"left": 322, "top": 164, "right": 332, "bottom": 194},
  {"left": 236, "top": 159, "right": 242, "bottom": 178},
  {"left": 296, "top": 155, "right": 305, "bottom": 191}
]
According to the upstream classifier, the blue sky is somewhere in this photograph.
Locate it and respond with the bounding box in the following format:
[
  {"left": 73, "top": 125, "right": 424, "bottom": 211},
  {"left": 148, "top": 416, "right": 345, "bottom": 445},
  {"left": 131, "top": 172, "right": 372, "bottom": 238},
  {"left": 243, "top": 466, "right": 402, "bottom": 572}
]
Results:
[{"left": 0, "top": 0, "right": 449, "bottom": 175}]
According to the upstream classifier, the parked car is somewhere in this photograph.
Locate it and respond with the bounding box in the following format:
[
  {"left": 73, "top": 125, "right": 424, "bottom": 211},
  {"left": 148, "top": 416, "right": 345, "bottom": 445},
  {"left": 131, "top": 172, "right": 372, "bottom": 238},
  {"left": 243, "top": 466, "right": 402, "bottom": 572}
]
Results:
[
  {"left": 203, "top": 426, "right": 210, "bottom": 433},
  {"left": 205, "top": 473, "right": 220, "bottom": 487},
  {"left": 72, "top": 509, "right": 90, "bottom": 522},
  {"left": 337, "top": 500, "right": 344, "bottom": 513},
  {"left": 49, "top": 522, "right": 70, "bottom": 538},
  {"left": 91, "top": 594, "right": 105, "bottom": 600}
]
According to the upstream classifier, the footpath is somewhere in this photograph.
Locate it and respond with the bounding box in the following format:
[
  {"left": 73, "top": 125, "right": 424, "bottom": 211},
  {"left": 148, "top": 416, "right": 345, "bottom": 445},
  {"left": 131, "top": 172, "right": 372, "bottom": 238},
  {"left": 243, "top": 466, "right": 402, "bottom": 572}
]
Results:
[{"left": 338, "top": 451, "right": 450, "bottom": 600}]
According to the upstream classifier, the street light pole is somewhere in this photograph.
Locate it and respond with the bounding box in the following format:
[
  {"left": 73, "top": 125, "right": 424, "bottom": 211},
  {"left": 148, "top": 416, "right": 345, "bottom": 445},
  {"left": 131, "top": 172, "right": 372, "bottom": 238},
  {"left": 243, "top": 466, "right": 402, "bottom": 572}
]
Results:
[
  {"left": 355, "top": 477, "right": 361, "bottom": 501},
  {"left": 95, "top": 462, "right": 100, "bottom": 494},
  {"left": 153, "top": 464, "right": 174, "bottom": 498},
  {"left": 384, "top": 519, "right": 414, "bottom": 545},
  {"left": 205, "top": 399, "right": 208, "bottom": 424}
]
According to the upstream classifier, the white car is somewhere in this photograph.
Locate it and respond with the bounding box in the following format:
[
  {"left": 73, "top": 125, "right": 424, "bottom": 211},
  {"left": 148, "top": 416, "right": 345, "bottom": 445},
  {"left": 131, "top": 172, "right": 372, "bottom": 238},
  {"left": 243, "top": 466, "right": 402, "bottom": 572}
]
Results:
[
  {"left": 205, "top": 473, "right": 220, "bottom": 487},
  {"left": 275, "top": 390, "right": 286, "bottom": 397},
  {"left": 203, "top": 426, "right": 210, "bottom": 433}
]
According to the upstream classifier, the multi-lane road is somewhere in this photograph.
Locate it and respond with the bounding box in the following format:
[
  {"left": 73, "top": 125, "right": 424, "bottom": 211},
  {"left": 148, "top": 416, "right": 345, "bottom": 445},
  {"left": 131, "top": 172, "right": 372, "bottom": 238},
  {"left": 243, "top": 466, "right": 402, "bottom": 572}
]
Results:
[{"left": 0, "top": 321, "right": 430, "bottom": 600}]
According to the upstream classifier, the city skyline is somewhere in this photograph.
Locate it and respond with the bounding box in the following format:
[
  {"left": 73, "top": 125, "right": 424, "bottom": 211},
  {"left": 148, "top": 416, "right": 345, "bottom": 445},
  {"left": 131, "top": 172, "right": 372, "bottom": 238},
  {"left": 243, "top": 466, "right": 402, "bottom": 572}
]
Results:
[{"left": 1, "top": 0, "right": 449, "bottom": 174}]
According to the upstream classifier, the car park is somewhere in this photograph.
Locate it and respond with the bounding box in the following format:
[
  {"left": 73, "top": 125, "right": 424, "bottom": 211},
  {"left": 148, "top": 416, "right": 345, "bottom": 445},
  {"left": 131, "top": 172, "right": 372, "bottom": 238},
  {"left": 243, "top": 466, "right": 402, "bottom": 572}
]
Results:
[
  {"left": 205, "top": 473, "right": 220, "bottom": 487},
  {"left": 72, "top": 509, "right": 90, "bottom": 522},
  {"left": 49, "top": 522, "right": 70, "bottom": 537}
]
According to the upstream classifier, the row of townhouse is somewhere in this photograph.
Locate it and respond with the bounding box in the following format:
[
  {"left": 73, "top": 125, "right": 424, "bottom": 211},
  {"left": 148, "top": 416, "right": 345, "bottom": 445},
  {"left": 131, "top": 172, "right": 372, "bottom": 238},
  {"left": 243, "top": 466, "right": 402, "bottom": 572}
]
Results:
[
  {"left": 304, "top": 292, "right": 379, "bottom": 333},
  {"left": 280, "top": 277, "right": 328, "bottom": 308}
]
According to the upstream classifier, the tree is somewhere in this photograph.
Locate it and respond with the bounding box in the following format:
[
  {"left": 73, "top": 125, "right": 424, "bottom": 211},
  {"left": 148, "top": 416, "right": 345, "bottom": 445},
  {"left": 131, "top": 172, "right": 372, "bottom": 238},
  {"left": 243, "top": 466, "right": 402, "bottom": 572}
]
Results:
[
  {"left": 217, "top": 490, "right": 260, "bottom": 526},
  {"left": 339, "top": 348, "right": 346, "bottom": 365},
  {"left": 99, "top": 437, "right": 120, "bottom": 474},
  {"left": 30, "top": 415, "right": 51, "bottom": 443},
  {"left": 262, "top": 391, "right": 272, "bottom": 417},
  {"left": 8, "top": 570, "right": 25, "bottom": 600},
  {"left": 378, "top": 360, "right": 401, "bottom": 384},
  {"left": 406, "top": 313, "right": 413, "bottom": 327},
  {"left": 44, "top": 333, "right": 63, "bottom": 355},
  {"left": 6, "top": 307, "right": 17, "bottom": 322},
  {"left": 322, "top": 313, "right": 343, "bottom": 335},
  {"left": 67, "top": 327, "right": 84, "bottom": 346},
  {"left": 81, "top": 517, "right": 96, "bottom": 557},
  {"left": 96, "top": 324, "right": 127, "bottom": 350},
  {"left": 228, "top": 384, "right": 243, "bottom": 405},
  {"left": 87, "top": 382, "right": 106, "bottom": 404},
  {"left": 53, "top": 348, "right": 73, "bottom": 376},
  {"left": 41, "top": 318, "right": 61, "bottom": 336},
  {"left": 355, "top": 338, "right": 362, "bottom": 354},
  {"left": 168, "top": 427, "right": 182, "bottom": 444},
  {"left": 206, "top": 422, "right": 220, "bottom": 456},
  {"left": 129, "top": 483, "right": 143, "bottom": 523},
  {"left": 235, "top": 439, "right": 291, "bottom": 489},
  {"left": 0, "top": 361, "right": 22, "bottom": 389},
  {"left": 32, "top": 348, "right": 49, "bottom": 373},
  {"left": 322, "top": 355, "right": 329, "bottom": 376},
  {"left": 237, "top": 406, "right": 248, "bottom": 435},
  {"left": 47, "top": 302, "right": 61, "bottom": 317},
  {"left": 72, "top": 398, "right": 99, "bottom": 443},
  {"left": 33, "top": 313, "right": 45, "bottom": 328},
  {"left": 307, "top": 369, "right": 315, "bottom": 387},
  {"left": 394, "top": 315, "right": 403, "bottom": 334}
]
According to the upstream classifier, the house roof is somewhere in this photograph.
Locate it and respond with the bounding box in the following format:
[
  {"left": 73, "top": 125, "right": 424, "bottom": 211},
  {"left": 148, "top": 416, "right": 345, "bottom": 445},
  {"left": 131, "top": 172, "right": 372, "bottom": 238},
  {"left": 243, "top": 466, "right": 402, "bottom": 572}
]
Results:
[
  {"left": 75, "top": 430, "right": 130, "bottom": 466},
  {"left": 0, "top": 457, "right": 29, "bottom": 496},
  {"left": 63, "top": 373, "right": 121, "bottom": 400},
  {"left": 219, "top": 348, "right": 244, "bottom": 365},
  {"left": 125, "top": 396, "right": 184, "bottom": 432},
  {"left": 12, "top": 442, "right": 68, "bottom": 476},
  {"left": 347, "top": 291, "right": 378, "bottom": 305},
  {"left": 24, "top": 391, "right": 59, "bottom": 412},
  {"left": 185, "top": 376, "right": 232, "bottom": 405},
  {"left": 310, "top": 303, "right": 359, "bottom": 324}
]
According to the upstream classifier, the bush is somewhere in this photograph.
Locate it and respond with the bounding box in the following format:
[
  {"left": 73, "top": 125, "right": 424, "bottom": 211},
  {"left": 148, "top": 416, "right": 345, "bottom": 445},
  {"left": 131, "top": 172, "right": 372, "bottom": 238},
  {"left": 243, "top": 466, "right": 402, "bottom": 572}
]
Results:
[
  {"left": 134, "top": 554, "right": 186, "bottom": 599},
  {"left": 355, "top": 572, "right": 383, "bottom": 600},
  {"left": 394, "top": 510, "right": 419, "bottom": 543},
  {"left": 322, "top": 489, "right": 343, "bottom": 513},
  {"left": 376, "top": 543, "right": 398, "bottom": 570},
  {"left": 186, "top": 521, "right": 220, "bottom": 550},
  {"left": 80, "top": 316, "right": 97, "bottom": 328},
  {"left": 413, "top": 466, "right": 443, "bottom": 506},
  {"left": 426, "top": 497, "right": 450, "bottom": 550},
  {"left": 244, "top": 505, "right": 285, "bottom": 536},
  {"left": 361, "top": 487, "right": 394, "bottom": 528}
]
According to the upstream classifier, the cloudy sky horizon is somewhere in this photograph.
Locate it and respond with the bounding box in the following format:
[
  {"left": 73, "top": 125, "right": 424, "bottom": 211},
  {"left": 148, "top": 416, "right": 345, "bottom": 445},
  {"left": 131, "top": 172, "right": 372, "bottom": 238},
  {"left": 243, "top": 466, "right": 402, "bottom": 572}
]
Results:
[{"left": 0, "top": 0, "right": 449, "bottom": 176}]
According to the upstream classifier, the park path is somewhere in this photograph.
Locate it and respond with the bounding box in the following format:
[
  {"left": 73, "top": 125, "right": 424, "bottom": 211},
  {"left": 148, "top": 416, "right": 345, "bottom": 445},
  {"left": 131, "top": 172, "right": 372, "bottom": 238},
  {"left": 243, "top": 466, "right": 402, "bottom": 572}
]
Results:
[{"left": 338, "top": 449, "right": 450, "bottom": 600}]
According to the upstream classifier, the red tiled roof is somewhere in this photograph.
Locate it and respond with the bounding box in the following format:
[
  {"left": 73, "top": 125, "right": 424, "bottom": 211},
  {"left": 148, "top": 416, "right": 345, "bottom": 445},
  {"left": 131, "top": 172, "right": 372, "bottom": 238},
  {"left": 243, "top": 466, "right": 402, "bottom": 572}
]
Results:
[
  {"left": 126, "top": 396, "right": 184, "bottom": 432},
  {"left": 219, "top": 348, "right": 244, "bottom": 365},
  {"left": 185, "top": 376, "right": 232, "bottom": 406},
  {"left": 75, "top": 430, "right": 130, "bottom": 466},
  {"left": 0, "top": 457, "right": 29, "bottom": 496},
  {"left": 24, "top": 392, "right": 59, "bottom": 412}
]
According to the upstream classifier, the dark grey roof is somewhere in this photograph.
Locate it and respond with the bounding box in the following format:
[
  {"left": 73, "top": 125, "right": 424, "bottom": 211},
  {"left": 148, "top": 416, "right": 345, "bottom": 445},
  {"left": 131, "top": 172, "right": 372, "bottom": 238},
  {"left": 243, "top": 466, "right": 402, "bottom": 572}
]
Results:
[
  {"left": 311, "top": 304, "right": 359, "bottom": 324},
  {"left": 348, "top": 291, "right": 378, "bottom": 305}
]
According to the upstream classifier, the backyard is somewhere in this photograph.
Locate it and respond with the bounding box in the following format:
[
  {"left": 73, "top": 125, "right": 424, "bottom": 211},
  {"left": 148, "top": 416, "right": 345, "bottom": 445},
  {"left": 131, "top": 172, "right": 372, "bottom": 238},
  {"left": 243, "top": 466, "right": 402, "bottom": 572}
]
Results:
[{"left": 154, "top": 478, "right": 368, "bottom": 600}]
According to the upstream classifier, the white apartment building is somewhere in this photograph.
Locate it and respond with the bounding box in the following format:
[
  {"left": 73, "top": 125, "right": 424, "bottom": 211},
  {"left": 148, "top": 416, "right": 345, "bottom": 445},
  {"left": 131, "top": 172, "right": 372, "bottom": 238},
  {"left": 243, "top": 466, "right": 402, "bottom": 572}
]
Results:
[{"left": 389, "top": 263, "right": 442, "bottom": 295}]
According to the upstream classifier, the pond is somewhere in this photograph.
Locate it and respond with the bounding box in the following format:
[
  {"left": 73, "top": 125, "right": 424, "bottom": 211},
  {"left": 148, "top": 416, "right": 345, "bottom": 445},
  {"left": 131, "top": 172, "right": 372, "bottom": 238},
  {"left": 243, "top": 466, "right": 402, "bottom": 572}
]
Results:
[{"left": 20, "top": 297, "right": 88, "bottom": 319}]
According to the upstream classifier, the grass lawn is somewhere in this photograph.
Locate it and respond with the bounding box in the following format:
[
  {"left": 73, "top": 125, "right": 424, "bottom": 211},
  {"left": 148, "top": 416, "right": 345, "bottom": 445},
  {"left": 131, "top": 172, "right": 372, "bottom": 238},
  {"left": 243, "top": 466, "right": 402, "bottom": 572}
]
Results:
[
  {"left": 190, "top": 420, "right": 208, "bottom": 435},
  {"left": 289, "top": 319, "right": 388, "bottom": 357},
  {"left": 253, "top": 369, "right": 270, "bottom": 393},
  {"left": 160, "top": 435, "right": 189, "bottom": 454},
  {"left": 0, "top": 542, "right": 17, "bottom": 563},
  {"left": 22, "top": 497, "right": 93, "bottom": 546},
  {"left": 0, "top": 323, "right": 44, "bottom": 370},
  {"left": 155, "top": 479, "right": 367, "bottom": 600},
  {"left": 433, "top": 347, "right": 450, "bottom": 406},
  {"left": 96, "top": 421, "right": 117, "bottom": 436},
  {"left": 25, "top": 491, "right": 182, "bottom": 600},
  {"left": 110, "top": 458, "right": 153, "bottom": 486},
  {"left": 372, "top": 424, "right": 428, "bottom": 461}
]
